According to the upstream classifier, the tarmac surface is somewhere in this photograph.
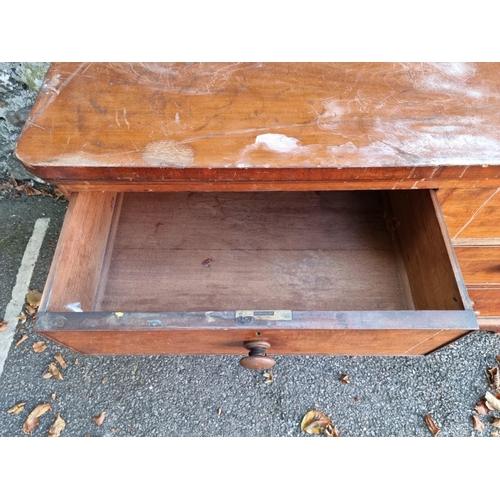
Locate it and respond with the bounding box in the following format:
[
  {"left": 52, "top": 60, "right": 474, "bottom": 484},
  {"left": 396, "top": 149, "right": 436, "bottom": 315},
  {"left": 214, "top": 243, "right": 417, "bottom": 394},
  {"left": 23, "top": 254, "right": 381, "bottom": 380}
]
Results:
[{"left": 1, "top": 183, "right": 500, "bottom": 437}]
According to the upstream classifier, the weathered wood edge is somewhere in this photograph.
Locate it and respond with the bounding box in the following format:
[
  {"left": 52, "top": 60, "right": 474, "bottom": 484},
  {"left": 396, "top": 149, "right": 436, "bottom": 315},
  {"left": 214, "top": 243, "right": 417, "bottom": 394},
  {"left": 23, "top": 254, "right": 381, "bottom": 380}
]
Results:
[{"left": 36, "top": 310, "right": 479, "bottom": 333}]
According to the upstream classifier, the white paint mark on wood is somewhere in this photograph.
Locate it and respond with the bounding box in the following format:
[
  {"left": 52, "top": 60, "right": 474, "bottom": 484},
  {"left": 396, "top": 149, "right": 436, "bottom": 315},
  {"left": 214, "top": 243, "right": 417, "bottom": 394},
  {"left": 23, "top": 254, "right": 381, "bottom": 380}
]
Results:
[
  {"left": 0, "top": 218, "right": 50, "bottom": 376},
  {"left": 65, "top": 302, "right": 83, "bottom": 312},
  {"left": 255, "top": 133, "right": 301, "bottom": 153}
]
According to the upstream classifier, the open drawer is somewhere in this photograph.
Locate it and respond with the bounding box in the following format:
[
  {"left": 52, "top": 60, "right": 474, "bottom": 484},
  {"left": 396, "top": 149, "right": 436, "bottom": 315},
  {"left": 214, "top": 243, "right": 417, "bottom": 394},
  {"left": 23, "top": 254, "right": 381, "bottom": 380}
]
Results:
[{"left": 35, "top": 189, "right": 478, "bottom": 359}]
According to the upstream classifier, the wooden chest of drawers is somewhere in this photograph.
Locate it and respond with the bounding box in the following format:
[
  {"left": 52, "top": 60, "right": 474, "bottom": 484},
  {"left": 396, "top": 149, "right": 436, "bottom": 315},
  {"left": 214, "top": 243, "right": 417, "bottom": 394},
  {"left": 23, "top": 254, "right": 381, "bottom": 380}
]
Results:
[{"left": 15, "top": 63, "right": 500, "bottom": 368}]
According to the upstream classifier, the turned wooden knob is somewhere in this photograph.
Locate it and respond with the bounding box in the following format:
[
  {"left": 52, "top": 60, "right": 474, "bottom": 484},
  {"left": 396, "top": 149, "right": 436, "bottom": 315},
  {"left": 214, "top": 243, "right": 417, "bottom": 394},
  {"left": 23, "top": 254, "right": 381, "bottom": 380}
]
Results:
[{"left": 239, "top": 340, "right": 275, "bottom": 370}]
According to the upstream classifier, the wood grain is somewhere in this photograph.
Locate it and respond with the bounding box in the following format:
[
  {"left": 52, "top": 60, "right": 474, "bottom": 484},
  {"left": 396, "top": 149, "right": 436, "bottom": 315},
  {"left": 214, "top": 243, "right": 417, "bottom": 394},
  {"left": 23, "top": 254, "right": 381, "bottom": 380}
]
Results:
[
  {"left": 16, "top": 63, "right": 500, "bottom": 186},
  {"left": 100, "top": 191, "right": 407, "bottom": 312},
  {"left": 35, "top": 310, "right": 472, "bottom": 356},
  {"left": 388, "top": 190, "right": 469, "bottom": 310},
  {"left": 438, "top": 188, "right": 500, "bottom": 239},
  {"left": 455, "top": 247, "right": 500, "bottom": 285},
  {"left": 44, "top": 191, "right": 119, "bottom": 312}
]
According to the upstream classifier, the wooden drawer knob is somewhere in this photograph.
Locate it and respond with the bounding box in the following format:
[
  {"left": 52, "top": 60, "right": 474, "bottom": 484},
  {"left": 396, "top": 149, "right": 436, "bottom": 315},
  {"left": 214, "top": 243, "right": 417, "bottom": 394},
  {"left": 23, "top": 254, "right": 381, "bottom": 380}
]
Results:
[{"left": 239, "top": 340, "right": 275, "bottom": 370}]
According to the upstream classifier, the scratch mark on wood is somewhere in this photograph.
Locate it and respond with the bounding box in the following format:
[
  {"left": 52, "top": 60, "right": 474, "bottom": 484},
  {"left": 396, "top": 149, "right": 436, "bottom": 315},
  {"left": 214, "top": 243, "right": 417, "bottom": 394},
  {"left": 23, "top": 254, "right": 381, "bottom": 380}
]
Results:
[
  {"left": 123, "top": 108, "right": 130, "bottom": 130},
  {"left": 27, "top": 62, "right": 89, "bottom": 126},
  {"left": 403, "top": 329, "right": 445, "bottom": 354},
  {"left": 453, "top": 187, "right": 500, "bottom": 238}
]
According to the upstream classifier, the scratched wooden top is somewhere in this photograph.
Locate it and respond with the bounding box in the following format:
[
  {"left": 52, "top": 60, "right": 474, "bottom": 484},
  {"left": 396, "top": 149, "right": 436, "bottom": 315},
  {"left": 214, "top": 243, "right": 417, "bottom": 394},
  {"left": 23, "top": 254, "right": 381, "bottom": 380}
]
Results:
[{"left": 15, "top": 62, "right": 500, "bottom": 181}]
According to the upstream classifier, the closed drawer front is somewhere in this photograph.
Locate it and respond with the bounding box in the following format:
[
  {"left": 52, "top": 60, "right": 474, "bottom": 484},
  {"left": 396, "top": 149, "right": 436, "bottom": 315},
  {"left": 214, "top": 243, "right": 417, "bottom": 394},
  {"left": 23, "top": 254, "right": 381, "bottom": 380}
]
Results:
[{"left": 36, "top": 189, "right": 478, "bottom": 356}]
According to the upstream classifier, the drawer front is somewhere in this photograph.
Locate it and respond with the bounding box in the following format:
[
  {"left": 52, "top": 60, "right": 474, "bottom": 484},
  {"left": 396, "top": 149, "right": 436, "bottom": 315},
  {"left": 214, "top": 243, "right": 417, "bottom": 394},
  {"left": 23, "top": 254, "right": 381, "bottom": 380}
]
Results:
[
  {"left": 35, "top": 189, "right": 478, "bottom": 355},
  {"left": 438, "top": 188, "right": 500, "bottom": 242}
]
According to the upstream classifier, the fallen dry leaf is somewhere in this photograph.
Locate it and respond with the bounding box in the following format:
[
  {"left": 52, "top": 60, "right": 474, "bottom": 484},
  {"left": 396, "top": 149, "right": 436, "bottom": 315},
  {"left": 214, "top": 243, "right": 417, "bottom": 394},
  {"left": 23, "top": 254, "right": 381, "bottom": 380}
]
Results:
[
  {"left": 54, "top": 353, "right": 67, "bottom": 369},
  {"left": 340, "top": 374, "right": 350, "bottom": 384},
  {"left": 26, "top": 290, "right": 42, "bottom": 309},
  {"left": 263, "top": 370, "right": 274, "bottom": 384},
  {"left": 424, "top": 413, "right": 441, "bottom": 436},
  {"left": 48, "top": 413, "right": 66, "bottom": 437},
  {"left": 472, "top": 415, "right": 485, "bottom": 431},
  {"left": 301, "top": 410, "right": 333, "bottom": 435},
  {"left": 487, "top": 366, "right": 500, "bottom": 391},
  {"left": 53, "top": 188, "right": 65, "bottom": 201},
  {"left": 16, "top": 185, "right": 42, "bottom": 196},
  {"left": 0, "top": 320, "right": 7, "bottom": 332},
  {"left": 102, "top": 377, "right": 108, "bottom": 384},
  {"left": 45, "top": 362, "right": 63, "bottom": 380},
  {"left": 32, "top": 341, "right": 47, "bottom": 353},
  {"left": 22, "top": 403, "right": 52, "bottom": 434},
  {"left": 496, "top": 355, "right": 500, "bottom": 363},
  {"left": 24, "top": 305, "right": 36, "bottom": 316},
  {"left": 16, "top": 313, "right": 27, "bottom": 324},
  {"left": 492, "top": 430, "right": 500, "bottom": 437},
  {"left": 324, "top": 424, "right": 339, "bottom": 437},
  {"left": 491, "top": 418, "right": 500, "bottom": 429},
  {"left": 485, "top": 392, "right": 500, "bottom": 412},
  {"left": 475, "top": 400, "right": 491, "bottom": 415},
  {"left": 7, "top": 402, "right": 26, "bottom": 415},
  {"left": 15, "top": 334, "right": 28, "bottom": 346},
  {"left": 93, "top": 412, "right": 106, "bottom": 427}
]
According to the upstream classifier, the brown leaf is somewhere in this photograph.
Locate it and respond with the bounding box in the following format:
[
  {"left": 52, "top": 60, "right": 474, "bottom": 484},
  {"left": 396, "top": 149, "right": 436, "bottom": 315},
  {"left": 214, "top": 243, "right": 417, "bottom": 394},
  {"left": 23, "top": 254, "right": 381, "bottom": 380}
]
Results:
[
  {"left": 24, "top": 305, "right": 36, "bottom": 316},
  {"left": 491, "top": 418, "right": 500, "bottom": 429},
  {"left": 93, "top": 411, "right": 106, "bottom": 427},
  {"left": 16, "top": 185, "right": 42, "bottom": 196},
  {"left": 15, "top": 334, "right": 28, "bottom": 346},
  {"left": 16, "top": 313, "right": 27, "bottom": 324},
  {"left": 424, "top": 413, "right": 441, "bottom": 436},
  {"left": 485, "top": 392, "right": 500, "bottom": 411},
  {"left": 48, "top": 413, "right": 66, "bottom": 437},
  {"left": 32, "top": 341, "right": 47, "bottom": 353},
  {"left": 496, "top": 355, "right": 500, "bottom": 363},
  {"left": 53, "top": 188, "right": 65, "bottom": 201},
  {"left": 492, "top": 430, "right": 500, "bottom": 437},
  {"left": 263, "top": 370, "right": 274, "bottom": 384},
  {"left": 301, "top": 410, "right": 333, "bottom": 435},
  {"left": 0, "top": 320, "right": 7, "bottom": 332},
  {"left": 472, "top": 415, "right": 485, "bottom": 431},
  {"left": 475, "top": 400, "right": 491, "bottom": 415},
  {"left": 22, "top": 403, "right": 52, "bottom": 434},
  {"left": 26, "top": 290, "right": 42, "bottom": 308},
  {"left": 324, "top": 424, "right": 339, "bottom": 437},
  {"left": 46, "top": 362, "right": 63, "bottom": 380},
  {"left": 340, "top": 374, "right": 350, "bottom": 384},
  {"left": 7, "top": 402, "right": 26, "bottom": 415},
  {"left": 487, "top": 366, "right": 500, "bottom": 391},
  {"left": 54, "top": 353, "right": 67, "bottom": 369}
]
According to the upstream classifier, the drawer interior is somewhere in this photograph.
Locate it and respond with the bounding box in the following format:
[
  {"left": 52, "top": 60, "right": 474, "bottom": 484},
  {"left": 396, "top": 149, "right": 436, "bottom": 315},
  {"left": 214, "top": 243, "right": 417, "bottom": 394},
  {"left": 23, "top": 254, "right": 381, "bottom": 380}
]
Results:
[{"left": 43, "top": 190, "right": 472, "bottom": 316}]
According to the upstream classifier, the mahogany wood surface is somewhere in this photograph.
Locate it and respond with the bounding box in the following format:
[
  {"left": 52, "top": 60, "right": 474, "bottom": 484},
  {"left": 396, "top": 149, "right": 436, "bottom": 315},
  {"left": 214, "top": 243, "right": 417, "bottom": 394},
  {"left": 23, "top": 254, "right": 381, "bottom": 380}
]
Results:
[
  {"left": 438, "top": 188, "right": 500, "bottom": 240},
  {"left": 35, "top": 311, "right": 471, "bottom": 356},
  {"left": 44, "top": 191, "right": 120, "bottom": 312},
  {"left": 388, "top": 190, "right": 469, "bottom": 311},
  {"left": 100, "top": 191, "right": 407, "bottom": 313},
  {"left": 15, "top": 63, "right": 500, "bottom": 187},
  {"left": 21, "top": 62, "right": 500, "bottom": 351}
]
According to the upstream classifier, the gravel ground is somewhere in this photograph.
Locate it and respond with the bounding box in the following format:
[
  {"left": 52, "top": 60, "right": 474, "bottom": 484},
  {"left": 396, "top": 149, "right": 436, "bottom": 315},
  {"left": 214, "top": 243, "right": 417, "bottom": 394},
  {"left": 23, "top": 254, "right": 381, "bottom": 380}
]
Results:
[{"left": 1, "top": 188, "right": 500, "bottom": 438}]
